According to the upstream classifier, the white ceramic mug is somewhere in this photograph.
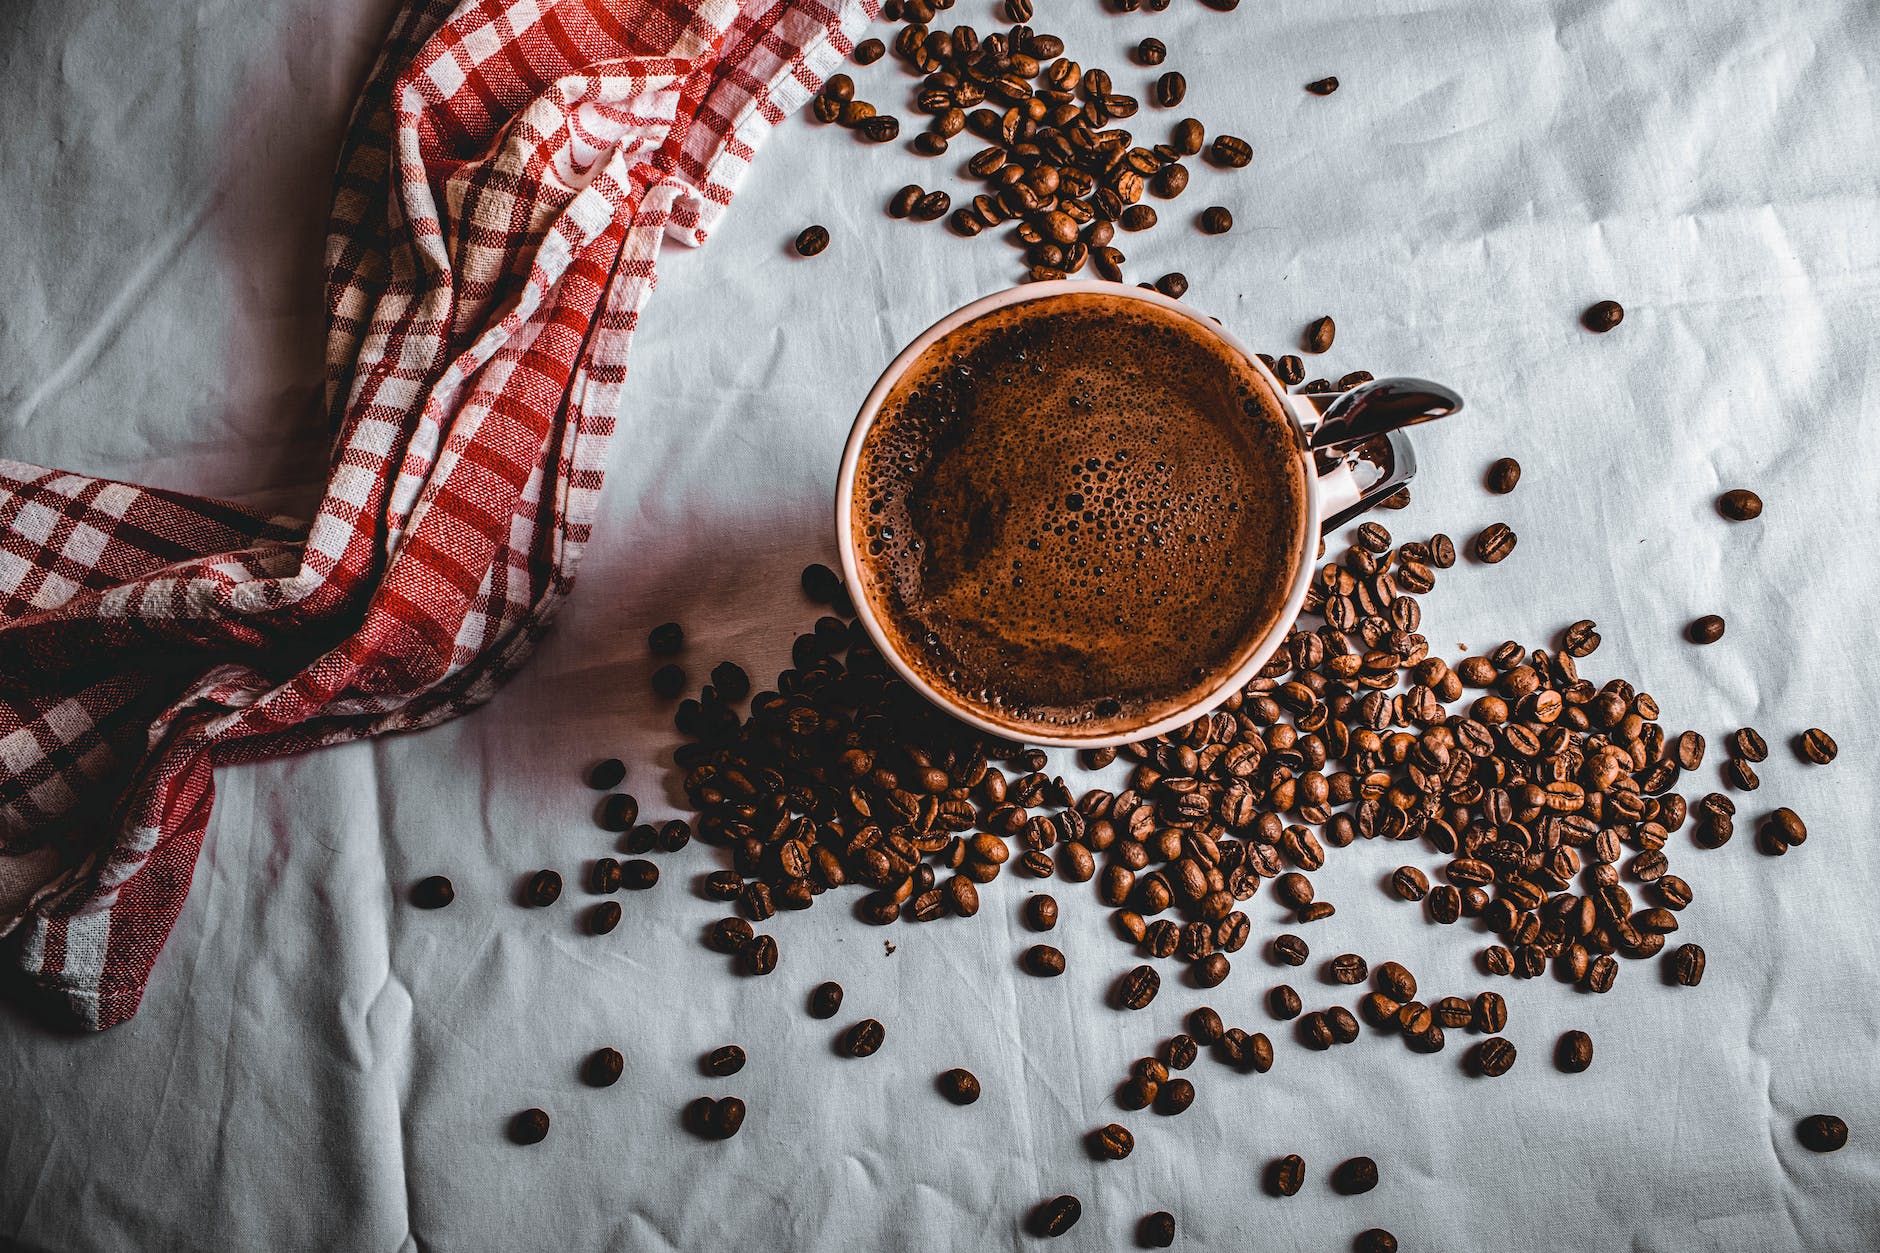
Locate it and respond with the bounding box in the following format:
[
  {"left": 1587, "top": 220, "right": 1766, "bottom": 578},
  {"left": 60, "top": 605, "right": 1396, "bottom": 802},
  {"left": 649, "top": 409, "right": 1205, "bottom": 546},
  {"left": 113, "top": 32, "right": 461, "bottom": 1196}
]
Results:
[{"left": 835, "top": 280, "right": 1461, "bottom": 748}]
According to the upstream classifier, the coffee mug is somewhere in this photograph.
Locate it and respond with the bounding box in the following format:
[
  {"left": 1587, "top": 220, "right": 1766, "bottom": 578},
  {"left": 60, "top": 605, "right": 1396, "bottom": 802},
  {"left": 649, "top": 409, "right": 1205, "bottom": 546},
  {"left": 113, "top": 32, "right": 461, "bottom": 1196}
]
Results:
[{"left": 834, "top": 280, "right": 1461, "bottom": 748}]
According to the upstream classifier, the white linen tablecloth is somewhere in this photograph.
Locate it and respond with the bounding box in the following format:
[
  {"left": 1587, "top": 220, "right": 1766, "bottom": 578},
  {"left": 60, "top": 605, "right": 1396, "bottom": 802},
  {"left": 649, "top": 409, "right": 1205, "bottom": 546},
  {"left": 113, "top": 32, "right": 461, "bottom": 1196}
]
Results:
[{"left": 2, "top": 1, "right": 1876, "bottom": 1249}]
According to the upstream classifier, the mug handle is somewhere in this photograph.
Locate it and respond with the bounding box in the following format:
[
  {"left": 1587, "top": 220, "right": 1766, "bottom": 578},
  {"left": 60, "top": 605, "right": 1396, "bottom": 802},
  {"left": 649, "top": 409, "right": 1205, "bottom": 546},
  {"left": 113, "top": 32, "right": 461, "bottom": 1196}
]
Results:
[{"left": 1285, "top": 377, "right": 1457, "bottom": 532}]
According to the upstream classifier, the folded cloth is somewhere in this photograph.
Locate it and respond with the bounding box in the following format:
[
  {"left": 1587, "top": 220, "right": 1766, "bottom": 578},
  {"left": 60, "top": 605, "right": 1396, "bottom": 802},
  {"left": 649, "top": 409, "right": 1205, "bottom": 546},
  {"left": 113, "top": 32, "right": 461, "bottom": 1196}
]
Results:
[{"left": 0, "top": 0, "right": 869, "bottom": 1030}]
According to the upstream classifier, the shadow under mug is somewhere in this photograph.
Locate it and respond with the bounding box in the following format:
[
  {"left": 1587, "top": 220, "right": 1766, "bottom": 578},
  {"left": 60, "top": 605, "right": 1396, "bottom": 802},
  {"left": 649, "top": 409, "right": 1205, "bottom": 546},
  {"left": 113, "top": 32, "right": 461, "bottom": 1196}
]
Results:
[{"left": 834, "top": 280, "right": 1462, "bottom": 749}]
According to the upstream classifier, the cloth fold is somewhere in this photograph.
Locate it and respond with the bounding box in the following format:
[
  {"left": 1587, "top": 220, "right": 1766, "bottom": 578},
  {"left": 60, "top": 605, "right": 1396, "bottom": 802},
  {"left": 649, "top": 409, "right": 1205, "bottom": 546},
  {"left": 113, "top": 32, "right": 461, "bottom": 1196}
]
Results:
[{"left": 0, "top": 0, "right": 868, "bottom": 1030}]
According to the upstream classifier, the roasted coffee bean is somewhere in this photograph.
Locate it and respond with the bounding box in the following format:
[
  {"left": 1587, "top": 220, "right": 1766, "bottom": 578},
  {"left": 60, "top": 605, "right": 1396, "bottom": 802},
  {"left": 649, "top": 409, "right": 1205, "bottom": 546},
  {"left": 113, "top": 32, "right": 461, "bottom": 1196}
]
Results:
[
  {"left": 1374, "top": 960, "right": 1416, "bottom": 1001},
  {"left": 1120, "top": 204, "right": 1158, "bottom": 231},
  {"left": 1332, "top": 1156, "right": 1378, "bottom": 1195},
  {"left": 589, "top": 900, "right": 622, "bottom": 934},
  {"left": 1273, "top": 933, "right": 1310, "bottom": 966},
  {"left": 1797, "top": 1114, "right": 1849, "bottom": 1153},
  {"left": 1390, "top": 866, "right": 1430, "bottom": 901},
  {"left": 589, "top": 857, "right": 623, "bottom": 894},
  {"left": 1687, "top": 614, "right": 1725, "bottom": 644},
  {"left": 1035, "top": 1195, "right": 1082, "bottom": 1237},
  {"left": 1154, "top": 71, "right": 1186, "bottom": 107},
  {"left": 1004, "top": 0, "right": 1032, "bottom": 18},
  {"left": 707, "top": 917, "right": 753, "bottom": 954},
  {"left": 853, "top": 36, "right": 885, "bottom": 64},
  {"left": 1584, "top": 954, "right": 1618, "bottom": 993},
  {"left": 1140, "top": 1211, "right": 1177, "bottom": 1249},
  {"left": 1164, "top": 1034, "right": 1200, "bottom": 1070},
  {"left": 651, "top": 662, "right": 686, "bottom": 698},
  {"left": 1304, "top": 316, "right": 1335, "bottom": 354},
  {"left": 793, "top": 225, "right": 830, "bottom": 256},
  {"left": 1025, "top": 944, "right": 1067, "bottom": 976},
  {"left": 1473, "top": 523, "right": 1517, "bottom": 563},
  {"left": 599, "top": 791, "right": 639, "bottom": 832},
  {"left": 1194, "top": 952, "right": 1231, "bottom": 986},
  {"left": 1725, "top": 759, "right": 1760, "bottom": 791},
  {"left": 1356, "top": 1230, "right": 1399, "bottom": 1253},
  {"left": 1799, "top": 728, "right": 1837, "bottom": 764},
  {"left": 1474, "top": 1036, "right": 1517, "bottom": 1077},
  {"left": 1428, "top": 885, "right": 1462, "bottom": 924},
  {"left": 510, "top": 1108, "right": 551, "bottom": 1145},
  {"left": 1672, "top": 942, "right": 1706, "bottom": 986},
  {"left": 1209, "top": 134, "right": 1252, "bottom": 167},
  {"left": 1726, "top": 727, "right": 1767, "bottom": 762},
  {"left": 742, "top": 933, "right": 778, "bottom": 975},
  {"left": 1330, "top": 953, "right": 1369, "bottom": 984},
  {"left": 1326, "top": 1006, "right": 1360, "bottom": 1044},
  {"left": 1472, "top": 991, "right": 1507, "bottom": 1033},
  {"left": 1154, "top": 1077, "right": 1195, "bottom": 1115},
  {"left": 1188, "top": 1006, "right": 1225, "bottom": 1044},
  {"left": 1019, "top": 895, "right": 1058, "bottom": 934},
  {"left": 1556, "top": 1029, "right": 1594, "bottom": 1073},
  {"left": 940, "top": 1067, "right": 981, "bottom": 1105},
  {"left": 1171, "top": 116, "right": 1205, "bottom": 155},
  {"left": 1655, "top": 875, "right": 1695, "bottom": 910},
  {"left": 1582, "top": 299, "right": 1625, "bottom": 332},
  {"left": 1269, "top": 984, "right": 1303, "bottom": 1019},
  {"left": 1198, "top": 205, "right": 1233, "bottom": 234},
  {"left": 842, "top": 1018, "right": 885, "bottom": 1057},
  {"left": 588, "top": 757, "right": 628, "bottom": 790},
  {"left": 1265, "top": 1154, "right": 1306, "bottom": 1197},
  {"left": 1155, "top": 272, "right": 1189, "bottom": 299},
  {"left": 1395, "top": 1000, "right": 1433, "bottom": 1036},
  {"left": 810, "top": 981, "right": 843, "bottom": 1019},
  {"left": 1133, "top": 1057, "right": 1170, "bottom": 1086},
  {"left": 1151, "top": 164, "right": 1189, "bottom": 198},
  {"left": 1486, "top": 457, "right": 1521, "bottom": 494},
  {"left": 412, "top": 875, "right": 455, "bottom": 909},
  {"left": 1429, "top": 532, "right": 1457, "bottom": 567},
  {"left": 526, "top": 869, "right": 563, "bottom": 906},
  {"left": 648, "top": 621, "right": 684, "bottom": 654},
  {"left": 1562, "top": 618, "right": 1601, "bottom": 657},
  {"left": 1120, "top": 964, "right": 1161, "bottom": 1009},
  {"left": 1275, "top": 872, "right": 1315, "bottom": 908},
  {"left": 706, "top": 1045, "right": 747, "bottom": 1077},
  {"left": 691, "top": 1095, "right": 745, "bottom": 1140},
  {"left": 1306, "top": 76, "right": 1339, "bottom": 95},
  {"left": 1301, "top": 1011, "right": 1334, "bottom": 1049},
  {"left": 1718, "top": 489, "right": 1763, "bottom": 521},
  {"left": 621, "top": 859, "right": 659, "bottom": 889},
  {"left": 1675, "top": 729, "right": 1706, "bottom": 770},
  {"left": 1093, "top": 1123, "right": 1135, "bottom": 1159},
  {"left": 584, "top": 1046, "right": 625, "bottom": 1087},
  {"left": 1434, "top": 996, "right": 1473, "bottom": 1030}
]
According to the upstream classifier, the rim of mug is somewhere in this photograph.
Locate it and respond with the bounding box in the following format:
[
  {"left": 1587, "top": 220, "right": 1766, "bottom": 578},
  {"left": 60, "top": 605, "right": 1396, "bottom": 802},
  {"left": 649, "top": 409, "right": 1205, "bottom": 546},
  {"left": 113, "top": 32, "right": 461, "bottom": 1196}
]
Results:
[{"left": 834, "top": 279, "right": 1321, "bottom": 749}]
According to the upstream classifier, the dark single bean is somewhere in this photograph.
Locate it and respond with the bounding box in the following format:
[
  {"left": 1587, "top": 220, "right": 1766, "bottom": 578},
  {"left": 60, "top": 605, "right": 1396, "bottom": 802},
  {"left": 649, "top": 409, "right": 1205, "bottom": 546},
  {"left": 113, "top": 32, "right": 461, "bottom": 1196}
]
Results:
[
  {"left": 1209, "top": 134, "right": 1252, "bottom": 167},
  {"left": 794, "top": 225, "right": 830, "bottom": 256},
  {"left": 599, "top": 791, "right": 639, "bottom": 831},
  {"left": 853, "top": 37, "right": 884, "bottom": 64},
  {"left": 1390, "top": 866, "right": 1429, "bottom": 901},
  {"left": 706, "top": 1045, "right": 747, "bottom": 1077},
  {"left": 526, "top": 869, "right": 562, "bottom": 906},
  {"left": 1265, "top": 1154, "right": 1306, "bottom": 1197},
  {"left": 1306, "top": 76, "right": 1339, "bottom": 95},
  {"left": 1688, "top": 614, "right": 1725, "bottom": 644},
  {"left": 1486, "top": 457, "right": 1521, "bottom": 493},
  {"left": 1301, "top": 1011, "right": 1334, "bottom": 1050},
  {"left": 1151, "top": 164, "right": 1189, "bottom": 198},
  {"left": 1725, "top": 759, "right": 1760, "bottom": 791},
  {"left": 1154, "top": 1077, "right": 1195, "bottom": 1115},
  {"left": 1799, "top": 728, "right": 1837, "bottom": 764},
  {"left": 1672, "top": 942, "right": 1706, "bottom": 986},
  {"left": 589, "top": 857, "right": 623, "bottom": 894},
  {"left": 1120, "top": 204, "right": 1158, "bottom": 231},
  {"left": 1797, "top": 1114, "right": 1849, "bottom": 1153},
  {"left": 1332, "top": 1156, "right": 1378, "bottom": 1195},
  {"left": 1473, "top": 523, "right": 1517, "bottom": 563},
  {"left": 810, "top": 981, "right": 843, "bottom": 1019},
  {"left": 1172, "top": 117, "right": 1205, "bottom": 155},
  {"left": 1199, "top": 205, "right": 1233, "bottom": 234},
  {"left": 1434, "top": 996, "right": 1473, "bottom": 1030},
  {"left": 1718, "top": 488, "right": 1763, "bottom": 521},
  {"left": 742, "top": 933, "right": 778, "bottom": 975},
  {"left": 709, "top": 1096, "right": 746, "bottom": 1139},
  {"left": 1582, "top": 299, "right": 1625, "bottom": 331},
  {"left": 1025, "top": 894, "right": 1059, "bottom": 931},
  {"left": 621, "top": 859, "right": 659, "bottom": 889},
  {"left": 1556, "top": 1029, "right": 1594, "bottom": 1072},
  {"left": 913, "top": 189, "right": 952, "bottom": 219},
  {"left": 940, "top": 1067, "right": 981, "bottom": 1105},
  {"left": 1163, "top": 1034, "right": 1199, "bottom": 1069},
  {"left": 1268, "top": 984, "right": 1303, "bottom": 1019},
  {"left": 1154, "top": 72, "right": 1186, "bottom": 107},
  {"left": 1035, "top": 1195, "right": 1081, "bottom": 1238},
  {"left": 1194, "top": 952, "right": 1231, "bottom": 987},
  {"left": 1140, "top": 1211, "right": 1176, "bottom": 1248},
  {"left": 509, "top": 1108, "right": 550, "bottom": 1145},
  {"left": 1326, "top": 1006, "right": 1360, "bottom": 1043},
  {"left": 1474, "top": 1036, "right": 1517, "bottom": 1076},
  {"left": 1155, "top": 272, "right": 1188, "bottom": 299},
  {"left": 1562, "top": 618, "right": 1601, "bottom": 656},
  {"left": 1304, "top": 316, "right": 1335, "bottom": 354},
  {"left": 1137, "top": 38, "right": 1167, "bottom": 64},
  {"left": 588, "top": 758, "right": 627, "bottom": 790},
  {"left": 651, "top": 663, "right": 686, "bottom": 698},
  {"left": 706, "top": 916, "right": 752, "bottom": 953},
  {"left": 1330, "top": 953, "right": 1368, "bottom": 984},
  {"left": 1188, "top": 1006, "right": 1225, "bottom": 1044},
  {"left": 1374, "top": 960, "right": 1416, "bottom": 1001},
  {"left": 1473, "top": 990, "right": 1509, "bottom": 1033},
  {"left": 1356, "top": 1230, "right": 1399, "bottom": 1253},
  {"left": 588, "top": 900, "right": 622, "bottom": 934},
  {"left": 648, "top": 621, "right": 684, "bottom": 653},
  {"left": 842, "top": 1018, "right": 886, "bottom": 1057},
  {"left": 1093, "top": 1123, "right": 1135, "bottom": 1159},
  {"left": 1119, "top": 964, "right": 1161, "bottom": 1009},
  {"left": 411, "top": 875, "right": 454, "bottom": 909},
  {"left": 583, "top": 1047, "right": 624, "bottom": 1087},
  {"left": 1025, "top": 944, "right": 1067, "bottom": 976}
]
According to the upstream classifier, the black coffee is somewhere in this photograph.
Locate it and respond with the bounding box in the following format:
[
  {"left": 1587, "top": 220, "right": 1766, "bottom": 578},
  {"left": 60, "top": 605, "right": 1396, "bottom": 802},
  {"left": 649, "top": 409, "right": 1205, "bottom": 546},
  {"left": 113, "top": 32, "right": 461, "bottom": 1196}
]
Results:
[{"left": 851, "top": 290, "right": 1307, "bottom": 737}]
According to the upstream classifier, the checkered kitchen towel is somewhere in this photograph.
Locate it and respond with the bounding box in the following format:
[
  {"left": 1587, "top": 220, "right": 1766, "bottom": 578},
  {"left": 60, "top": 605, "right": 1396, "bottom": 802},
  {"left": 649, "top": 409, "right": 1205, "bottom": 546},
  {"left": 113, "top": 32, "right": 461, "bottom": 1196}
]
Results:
[{"left": 0, "top": 0, "right": 869, "bottom": 1030}]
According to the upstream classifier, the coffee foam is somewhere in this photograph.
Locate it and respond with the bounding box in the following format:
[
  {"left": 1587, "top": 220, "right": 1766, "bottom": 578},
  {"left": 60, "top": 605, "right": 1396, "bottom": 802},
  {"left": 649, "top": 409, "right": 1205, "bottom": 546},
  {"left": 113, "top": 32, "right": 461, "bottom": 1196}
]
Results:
[{"left": 853, "top": 290, "right": 1307, "bottom": 738}]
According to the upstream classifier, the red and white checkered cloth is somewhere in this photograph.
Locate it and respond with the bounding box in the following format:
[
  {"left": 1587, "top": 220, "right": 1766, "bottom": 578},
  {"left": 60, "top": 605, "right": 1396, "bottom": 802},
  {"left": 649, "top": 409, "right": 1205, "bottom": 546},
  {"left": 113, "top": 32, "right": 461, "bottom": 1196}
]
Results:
[{"left": 0, "top": 0, "right": 869, "bottom": 1030}]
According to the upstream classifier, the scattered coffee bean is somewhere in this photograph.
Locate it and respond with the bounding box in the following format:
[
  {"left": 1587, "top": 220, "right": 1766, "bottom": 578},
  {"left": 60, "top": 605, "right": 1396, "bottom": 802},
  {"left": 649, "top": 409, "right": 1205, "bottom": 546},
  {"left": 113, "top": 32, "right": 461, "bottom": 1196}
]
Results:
[
  {"left": 1390, "top": 866, "right": 1429, "bottom": 902},
  {"left": 853, "top": 36, "right": 884, "bottom": 64},
  {"left": 1486, "top": 457, "right": 1521, "bottom": 494},
  {"left": 1269, "top": 984, "right": 1303, "bottom": 1019},
  {"left": 1035, "top": 1195, "right": 1082, "bottom": 1238},
  {"left": 689, "top": 1095, "right": 746, "bottom": 1140},
  {"left": 411, "top": 875, "right": 455, "bottom": 909},
  {"left": 1583, "top": 299, "right": 1624, "bottom": 331},
  {"left": 1797, "top": 1114, "right": 1849, "bottom": 1153},
  {"left": 810, "top": 981, "right": 843, "bottom": 1019},
  {"left": 1140, "top": 1211, "right": 1177, "bottom": 1248},
  {"left": 1026, "top": 895, "right": 1059, "bottom": 931},
  {"left": 1025, "top": 944, "right": 1067, "bottom": 976},
  {"left": 1194, "top": 951, "right": 1231, "bottom": 987},
  {"left": 1374, "top": 961, "right": 1417, "bottom": 1001},
  {"left": 1326, "top": 1006, "right": 1360, "bottom": 1044},
  {"left": 648, "top": 621, "right": 684, "bottom": 654},
  {"left": 1472, "top": 991, "right": 1508, "bottom": 1034},
  {"left": 1718, "top": 489, "right": 1763, "bottom": 521},
  {"left": 1154, "top": 1077, "right": 1195, "bottom": 1115},
  {"left": 1725, "top": 759, "right": 1760, "bottom": 791},
  {"left": 1302, "top": 1011, "right": 1335, "bottom": 1049},
  {"left": 599, "top": 792, "right": 639, "bottom": 831},
  {"left": 588, "top": 757, "right": 627, "bottom": 790},
  {"left": 794, "top": 225, "right": 830, "bottom": 257},
  {"left": 1209, "top": 134, "right": 1252, "bottom": 167},
  {"left": 1474, "top": 1036, "right": 1517, "bottom": 1077},
  {"left": 742, "top": 933, "right": 778, "bottom": 975},
  {"left": 1356, "top": 1230, "right": 1399, "bottom": 1253},
  {"left": 1332, "top": 1156, "right": 1378, "bottom": 1195},
  {"left": 1561, "top": 618, "right": 1601, "bottom": 657},
  {"left": 1154, "top": 72, "right": 1186, "bottom": 107},
  {"left": 1274, "top": 354, "right": 1305, "bottom": 385},
  {"left": 1004, "top": 0, "right": 1031, "bottom": 18},
  {"left": 1473, "top": 523, "right": 1517, "bottom": 563},
  {"left": 1330, "top": 953, "right": 1369, "bottom": 984},
  {"left": 526, "top": 869, "right": 562, "bottom": 906},
  {"left": 1556, "top": 1029, "right": 1594, "bottom": 1073},
  {"left": 1671, "top": 942, "right": 1706, "bottom": 986},
  {"left": 709, "top": 662, "right": 750, "bottom": 702},
  {"left": 621, "top": 859, "right": 659, "bottom": 889},
  {"left": 1093, "top": 1123, "right": 1135, "bottom": 1159},
  {"left": 1433, "top": 996, "right": 1473, "bottom": 1030},
  {"left": 705, "top": 1044, "right": 747, "bottom": 1077},
  {"left": 1188, "top": 1006, "right": 1225, "bottom": 1045},
  {"left": 940, "top": 1067, "right": 981, "bottom": 1105},
  {"left": 1164, "top": 1034, "right": 1199, "bottom": 1070},
  {"left": 800, "top": 562, "right": 841, "bottom": 603},
  {"left": 584, "top": 1047, "right": 624, "bottom": 1087},
  {"left": 1306, "top": 76, "right": 1340, "bottom": 95},
  {"left": 509, "top": 1108, "right": 550, "bottom": 1145},
  {"left": 588, "top": 900, "right": 622, "bottom": 934},
  {"left": 651, "top": 662, "right": 686, "bottom": 698},
  {"left": 707, "top": 917, "right": 753, "bottom": 954},
  {"left": 1136, "top": 37, "right": 1167, "bottom": 65},
  {"left": 1273, "top": 934, "right": 1310, "bottom": 966},
  {"left": 1198, "top": 205, "right": 1233, "bottom": 234},
  {"left": 1799, "top": 728, "right": 1837, "bottom": 764},
  {"left": 842, "top": 1018, "right": 886, "bottom": 1057},
  {"left": 1304, "top": 316, "right": 1335, "bottom": 354},
  {"left": 589, "top": 857, "right": 622, "bottom": 895},
  {"left": 1120, "top": 964, "right": 1161, "bottom": 1009},
  {"left": 1155, "top": 272, "right": 1189, "bottom": 299},
  {"left": 1687, "top": 614, "right": 1725, "bottom": 644},
  {"left": 1265, "top": 1154, "right": 1306, "bottom": 1197}
]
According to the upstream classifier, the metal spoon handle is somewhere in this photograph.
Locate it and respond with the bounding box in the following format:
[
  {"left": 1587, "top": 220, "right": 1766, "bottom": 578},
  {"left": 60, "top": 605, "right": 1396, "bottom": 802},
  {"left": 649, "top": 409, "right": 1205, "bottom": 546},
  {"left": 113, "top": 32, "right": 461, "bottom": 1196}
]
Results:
[{"left": 1307, "top": 377, "right": 1463, "bottom": 454}]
